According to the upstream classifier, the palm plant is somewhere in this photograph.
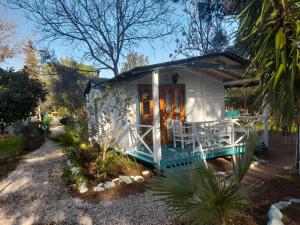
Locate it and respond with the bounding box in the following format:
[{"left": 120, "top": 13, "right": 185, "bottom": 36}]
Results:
[
  {"left": 152, "top": 134, "right": 256, "bottom": 225},
  {"left": 235, "top": 0, "right": 300, "bottom": 127}
]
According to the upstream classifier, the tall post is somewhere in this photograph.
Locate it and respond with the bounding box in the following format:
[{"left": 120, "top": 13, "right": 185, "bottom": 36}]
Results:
[
  {"left": 152, "top": 69, "right": 162, "bottom": 166},
  {"left": 262, "top": 100, "right": 269, "bottom": 148}
]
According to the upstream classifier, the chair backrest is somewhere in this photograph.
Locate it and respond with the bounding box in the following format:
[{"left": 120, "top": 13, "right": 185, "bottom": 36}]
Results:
[{"left": 171, "top": 119, "right": 183, "bottom": 137}]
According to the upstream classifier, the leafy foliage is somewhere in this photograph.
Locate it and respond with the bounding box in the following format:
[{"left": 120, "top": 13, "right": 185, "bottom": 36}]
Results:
[
  {"left": 0, "top": 68, "right": 47, "bottom": 132},
  {"left": 236, "top": 0, "right": 300, "bottom": 126},
  {"left": 50, "top": 58, "right": 95, "bottom": 111},
  {"left": 0, "top": 17, "right": 16, "bottom": 62},
  {"left": 152, "top": 135, "right": 257, "bottom": 225}
]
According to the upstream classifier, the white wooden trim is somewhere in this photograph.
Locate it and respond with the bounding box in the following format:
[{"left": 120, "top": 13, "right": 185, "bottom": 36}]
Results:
[{"left": 152, "top": 70, "right": 162, "bottom": 166}]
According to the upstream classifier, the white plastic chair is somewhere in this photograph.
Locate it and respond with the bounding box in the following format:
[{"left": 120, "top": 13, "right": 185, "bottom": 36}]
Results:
[{"left": 171, "top": 119, "right": 195, "bottom": 150}]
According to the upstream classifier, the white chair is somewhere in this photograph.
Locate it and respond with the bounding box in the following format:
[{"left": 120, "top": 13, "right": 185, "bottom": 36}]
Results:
[{"left": 171, "top": 119, "right": 195, "bottom": 150}]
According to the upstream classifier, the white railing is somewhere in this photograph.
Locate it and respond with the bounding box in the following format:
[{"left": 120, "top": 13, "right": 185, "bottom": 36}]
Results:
[
  {"left": 229, "top": 115, "right": 268, "bottom": 146},
  {"left": 128, "top": 124, "right": 154, "bottom": 158},
  {"left": 190, "top": 115, "right": 268, "bottom": 157}
]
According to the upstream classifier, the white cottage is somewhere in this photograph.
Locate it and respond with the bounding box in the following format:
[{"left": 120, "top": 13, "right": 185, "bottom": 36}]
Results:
[{"left": 85, "top": 52, "right": 268, "bottom": 170}]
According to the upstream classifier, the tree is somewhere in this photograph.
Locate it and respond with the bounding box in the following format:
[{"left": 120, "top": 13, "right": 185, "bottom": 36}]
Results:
[
  {"left": 0, "top": 17, "right": 16, "bottom": 62},
  {"left": 9, "top": 0, "right": 177, "bottom": 76},
  {"left": 90, "top": 85, "right": 130, "bottom": 160},
  {"left": 0, "top": 68, "right": 47, "bottom": 133},
  {"left": 171, "top": 0, "right": 233, "bottom": 58},
  {"left": 50, "top": 58, "right": 95, "bottom": 112},
  {"left": 233, "top": 0, "right": 300, "bottom": 127},
  {"left": 121, "top": 52, "right": 149, "bottom": 73},
  {"left": 23, "top": 40, "right": 39, "bottom": 78}
]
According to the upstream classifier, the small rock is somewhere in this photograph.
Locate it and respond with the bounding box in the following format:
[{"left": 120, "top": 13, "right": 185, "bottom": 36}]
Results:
[
  {"left": 119, "top": 175, "right": 132, "bottom": 184},
  {"left": 78, "top": 184, "right": 88, "bottom": 193},
  {"left": 142, "top": 170, "right": 150, "bottom": 177},
  {"left": 250, "top": 161, "right": 259, "bottom": 169},
  {"left": 103, "top": 181, "right": 115, "bottom": 189},
  {"left": 130, "top": 176, "right": 135, "bottom": 179},
  {"left": 215, "top": 171, "right": 226, "bottom": 176},
  {"left": 283, "top": 165, "right": 293, "bottom": 170},
  {"left": 93, "top": 186, "right": 105, "bottom": 192},
  {"left": 267, "top": 218, "right": 284, "bottom": 225},
  {"left": 96, "top": 183, "right": 104, "bottom": 187},
  {"left": 133, "top": 176, "right": 145, "bottom": 183},
  {"left": 290, "top": 198, "right": 300, "bottom": 204},
  {"left": 112, "top": 178, "right": 122, "bottom": 185},
  {"left": 268, "top": 206, "right": 283, "bottom": 220}
]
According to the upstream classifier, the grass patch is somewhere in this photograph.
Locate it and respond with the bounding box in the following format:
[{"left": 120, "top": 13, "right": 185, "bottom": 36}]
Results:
[
  {"left": 0, "top": 137, "right": 25, "bottom": 158},
  {"left": 0, "top": 160, "right": 19, "bottom": 181}
]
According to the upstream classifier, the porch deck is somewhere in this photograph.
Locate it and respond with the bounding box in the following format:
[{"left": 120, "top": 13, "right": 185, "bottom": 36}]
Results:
[{"left": 127, "top": 144, "right": 246, "bottom": 170}]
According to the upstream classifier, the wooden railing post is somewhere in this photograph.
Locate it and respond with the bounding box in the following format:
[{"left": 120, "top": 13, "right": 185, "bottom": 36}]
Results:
[{"left": 152, "top": 69, "right": 162, "bottom": 167}]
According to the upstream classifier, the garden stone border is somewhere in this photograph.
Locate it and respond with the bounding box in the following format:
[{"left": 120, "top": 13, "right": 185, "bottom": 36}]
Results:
[
  {"left": 92, "top": 172, "right": 150, "bottom": 192},
  {"left": 267, "top": 198, "right": 300, "bottom": 225}
]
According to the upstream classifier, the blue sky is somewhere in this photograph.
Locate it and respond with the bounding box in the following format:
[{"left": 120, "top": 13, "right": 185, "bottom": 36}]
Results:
[{"left": 0, "top": 4, "right": 178, "bottom": 78}]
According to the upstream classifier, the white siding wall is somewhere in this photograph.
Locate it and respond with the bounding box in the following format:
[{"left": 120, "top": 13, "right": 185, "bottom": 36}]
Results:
[
  {"left": 87, "top": 69, "right": 225, "bottom": 151},
  {"left": 177, "top": 71, "right": 225, "bottom": 122}
]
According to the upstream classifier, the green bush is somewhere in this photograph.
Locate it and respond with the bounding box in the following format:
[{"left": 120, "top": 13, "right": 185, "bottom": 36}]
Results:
[
  {"left": 152, "top": 134, "right": 257, "bottom": 225},
  {"left": 60, "top": 116, "right": 72, "bottom": 125},
  {"left": 95, "top": 151, "right": 118, "bottom": 180}
]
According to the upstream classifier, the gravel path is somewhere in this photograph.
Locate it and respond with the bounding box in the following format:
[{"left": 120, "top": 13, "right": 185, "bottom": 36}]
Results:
[{"left": 0, "top": 140, "right": 172, "bottom": 225}]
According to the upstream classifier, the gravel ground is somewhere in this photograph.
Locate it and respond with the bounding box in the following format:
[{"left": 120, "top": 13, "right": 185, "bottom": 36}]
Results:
[{"left": 0, "top": 140, "right": 173, "bottom": 225}]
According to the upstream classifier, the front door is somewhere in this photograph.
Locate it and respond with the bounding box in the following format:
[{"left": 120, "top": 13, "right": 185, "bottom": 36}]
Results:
[
  {"left": 160, "top": 85, "right": 185, "bottom": 144},
  {"left": 138, "top": 85, "right": 185, "bottom": 145}
]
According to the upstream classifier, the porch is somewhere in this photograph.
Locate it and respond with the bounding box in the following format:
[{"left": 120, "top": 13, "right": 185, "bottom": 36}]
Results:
[{"left": 126, "top": 116, "right": 268, "bottom": 171}]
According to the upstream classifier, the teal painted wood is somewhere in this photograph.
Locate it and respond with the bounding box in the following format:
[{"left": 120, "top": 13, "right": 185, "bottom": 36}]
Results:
[{"left": 126, "top": 144, "right": 247, "bottom": 171}]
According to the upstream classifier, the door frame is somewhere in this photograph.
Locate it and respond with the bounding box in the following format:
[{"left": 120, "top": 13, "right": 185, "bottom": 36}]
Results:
[{"left": 138, "top": 84, "right": 186, "bottom": 144}]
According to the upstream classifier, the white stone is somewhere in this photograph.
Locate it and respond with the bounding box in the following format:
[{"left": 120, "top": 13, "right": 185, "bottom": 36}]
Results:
[
  {"left": 250, "top": 161, "right": 259, "bottom": 169},
  {"left": 78, "top": 184, "right": 88, "bottom": 193},
  {"left": 130, "top": 176, "right": 135, "bottom": 179},
  {"left": 98, "top": 183, "right": 104, "bottom": 186},
  {"left": 93, "top": 186, "right": 105, "bottom": 192},
  {"left": 267, "top": 218, "right": 284, "bottom": 225},
  {"left": 112, "top": 178, "right": 121, "bottom": 182},
  {"left": 133, "top": 176, "right": 145, "bottom": 183},
  {"left": 142, "top": 170, "right": 150, "bottom": 177},
  {"left": 290, "top": 198, "right": 300, "bottom": 204},
  {"left": 215, "top": 171, "right": 226, "bottom": 176},
  {"left": 268, "top": 206, "right": 283, "bottom": 220},
  {"left": 119, "top": 175, "right": 133, "bottom": 184},
  {"left": 103, "top": 181, "right": 115, "bottom": 189},
  {"left": 70, "top": 167, "right": 79, "bottom": 176},
  {"left": 112, "top": 178, "right": 123, "bottom": 185},
  {"left": 283, "top": 165, "right": 293, "bottom": 170},
  {"left": 272, "top": 201, "right": 291, "bottom": 210}
]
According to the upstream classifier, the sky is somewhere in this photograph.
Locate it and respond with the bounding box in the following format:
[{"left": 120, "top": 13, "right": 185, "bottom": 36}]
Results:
[{"left": 0, "top": 4, "right": 179, "bottom": 78}]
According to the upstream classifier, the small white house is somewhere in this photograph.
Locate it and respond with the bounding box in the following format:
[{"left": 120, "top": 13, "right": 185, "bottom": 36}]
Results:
[{"left": 85, "top": 52, "right": 268, "bottom": 170}]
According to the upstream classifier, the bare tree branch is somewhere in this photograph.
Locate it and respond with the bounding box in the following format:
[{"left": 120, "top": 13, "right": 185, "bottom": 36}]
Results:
[{"left": 6, "top": 0, "right": 177, "bottom": 76}]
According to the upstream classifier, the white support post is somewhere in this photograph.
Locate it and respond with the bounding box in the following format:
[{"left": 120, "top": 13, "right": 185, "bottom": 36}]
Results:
[
  {"left": 263, "top": 104, "right": 269, "bottom": 148},
  {"left": 152, "top": 69, "right": 162, "bottom": 167}
]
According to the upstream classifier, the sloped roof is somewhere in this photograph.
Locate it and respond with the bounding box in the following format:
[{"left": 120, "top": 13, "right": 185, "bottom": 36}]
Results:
[{"left": 85, "top": 51, "right": 247, "bottom": 95}]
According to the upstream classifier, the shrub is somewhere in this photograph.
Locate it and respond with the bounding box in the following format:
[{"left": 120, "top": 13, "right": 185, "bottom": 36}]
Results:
[
  {"left": 60, "top": 116, "right": 72, "bottom": 125},
  {"left": 95, "top": 151, "right": 118, "bottom": 180},
  {"left": 152, "top": 134, "right": 257, "bottom": 225},
  {"left": 21, "top": 122, "right": 45, "bottom": 151}
]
